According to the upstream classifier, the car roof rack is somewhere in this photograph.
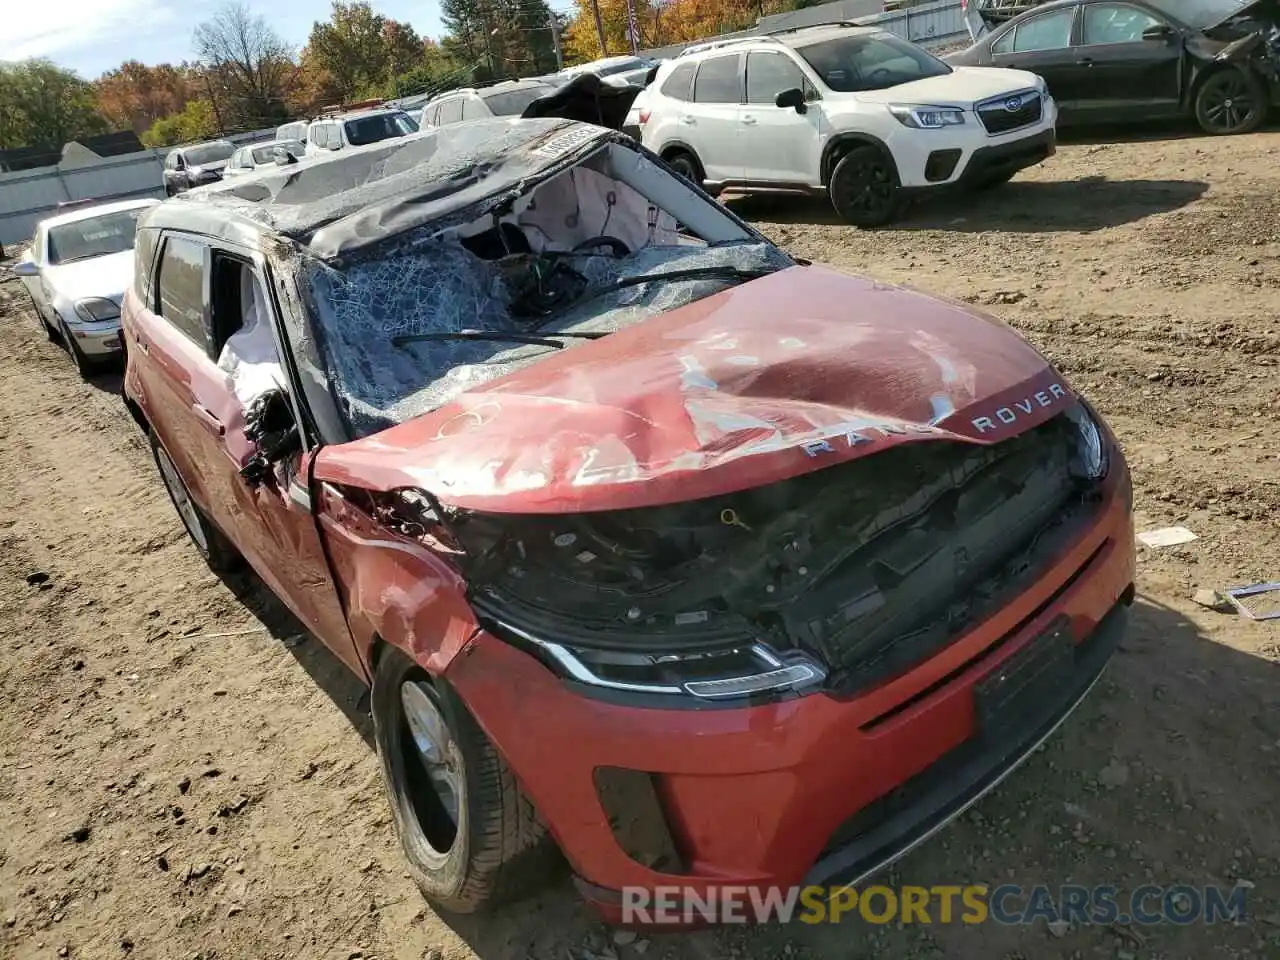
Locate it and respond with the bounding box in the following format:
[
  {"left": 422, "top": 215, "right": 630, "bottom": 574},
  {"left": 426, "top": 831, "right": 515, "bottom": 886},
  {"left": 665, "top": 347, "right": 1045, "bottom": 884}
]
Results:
[{"left": 764, "top": 19, "right": 863, "bottom": 35}]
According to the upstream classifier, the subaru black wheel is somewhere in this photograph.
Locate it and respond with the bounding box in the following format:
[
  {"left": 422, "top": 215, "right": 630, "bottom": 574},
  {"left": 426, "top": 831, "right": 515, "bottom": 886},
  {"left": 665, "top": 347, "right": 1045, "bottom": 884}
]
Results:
[{"left": 830, "top": 145, "right": 902, "bottom": 227}]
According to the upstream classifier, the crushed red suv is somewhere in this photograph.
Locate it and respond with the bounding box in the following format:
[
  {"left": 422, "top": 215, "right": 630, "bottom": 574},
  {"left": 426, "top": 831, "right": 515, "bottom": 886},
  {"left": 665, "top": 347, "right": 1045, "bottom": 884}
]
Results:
[{"left": 121, "top": 114, "right": 1135, "bottom": 921}]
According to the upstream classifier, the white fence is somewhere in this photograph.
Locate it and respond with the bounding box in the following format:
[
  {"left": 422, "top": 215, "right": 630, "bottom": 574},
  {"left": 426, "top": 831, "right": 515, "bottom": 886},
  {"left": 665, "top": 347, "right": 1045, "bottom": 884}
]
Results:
[{"left": 0, "top": 127, "right": 277, "bottom": 249}]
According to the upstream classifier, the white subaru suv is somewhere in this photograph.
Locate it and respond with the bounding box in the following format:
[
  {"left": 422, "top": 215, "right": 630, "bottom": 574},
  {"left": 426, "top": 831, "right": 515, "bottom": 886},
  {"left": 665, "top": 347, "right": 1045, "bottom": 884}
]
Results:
[{"left": 637, "top": 24, "right": 1057, "bottom": 226}]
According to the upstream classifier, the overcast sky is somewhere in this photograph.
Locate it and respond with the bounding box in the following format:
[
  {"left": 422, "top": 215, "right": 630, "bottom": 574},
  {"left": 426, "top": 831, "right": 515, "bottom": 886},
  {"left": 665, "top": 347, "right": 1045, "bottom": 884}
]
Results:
[{"left": 0, "top": 0, "right": 452, "bottom": 78}]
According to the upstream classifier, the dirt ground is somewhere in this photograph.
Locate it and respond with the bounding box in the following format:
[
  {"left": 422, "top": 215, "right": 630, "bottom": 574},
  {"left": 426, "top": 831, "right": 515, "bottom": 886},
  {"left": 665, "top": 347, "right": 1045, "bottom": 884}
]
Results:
[{"left": 1, "top": 125, "right": 1278, "bottom": 960}]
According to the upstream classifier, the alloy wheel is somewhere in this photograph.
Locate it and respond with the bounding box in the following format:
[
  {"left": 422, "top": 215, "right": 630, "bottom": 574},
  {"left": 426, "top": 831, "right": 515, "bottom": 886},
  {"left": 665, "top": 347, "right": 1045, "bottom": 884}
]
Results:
[
  {"left": 1200, "top": 72, "right": 1258, "bottom": 134},
  {"left": 836, "top": 155, "right": 894, "bottom": 217},
  {"left": 400, "top": 680, "right": 463, "bottom": 854},
  {"left": 155, "top": 446, "right": 210, "bottom": 554}
]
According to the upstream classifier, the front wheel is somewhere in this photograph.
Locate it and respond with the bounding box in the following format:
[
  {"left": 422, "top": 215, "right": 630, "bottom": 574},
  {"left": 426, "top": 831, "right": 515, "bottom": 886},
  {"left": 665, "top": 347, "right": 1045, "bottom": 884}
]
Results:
[
  {"left": 372, "top": 647, "right": 560, "bottom": 914},
  {"left": 59, "top": 319, "right": 96, "bottom": 378},
  {"left": 149, "top": 432, "right": 242, "bottom": 573},
  {"left": 829, "top": 146, "right": 902, "bottom": 227},
  {"left": 1194, "top": 67, "right": 1267, "bottom": 136}
]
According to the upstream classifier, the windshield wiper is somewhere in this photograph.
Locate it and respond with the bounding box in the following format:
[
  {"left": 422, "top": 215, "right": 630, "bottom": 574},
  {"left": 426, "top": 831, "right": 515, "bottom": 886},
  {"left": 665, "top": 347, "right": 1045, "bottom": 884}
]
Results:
[{"left": 392, "top": 329, "right": 607, "bottom": 349}]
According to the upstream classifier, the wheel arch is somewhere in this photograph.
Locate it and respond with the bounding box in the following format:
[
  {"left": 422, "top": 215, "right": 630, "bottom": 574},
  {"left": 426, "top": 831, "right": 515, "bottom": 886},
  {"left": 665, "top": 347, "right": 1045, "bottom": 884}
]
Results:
[
  {"left": 1186, "top": 60, "right": 1270, "bottom": 110},
  {"left": 821, "top": 132, "right": 895, "bottom": 186}
]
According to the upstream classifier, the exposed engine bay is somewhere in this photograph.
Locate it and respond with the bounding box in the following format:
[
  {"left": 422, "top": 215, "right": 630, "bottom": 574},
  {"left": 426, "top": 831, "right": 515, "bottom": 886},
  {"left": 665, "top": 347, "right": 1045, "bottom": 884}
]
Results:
[
  {"left": 448, "top": 408, "right": 1109, "bottom": 695},
  {"left": 302, "top": 143, "right": 790, "bottom": 436}
]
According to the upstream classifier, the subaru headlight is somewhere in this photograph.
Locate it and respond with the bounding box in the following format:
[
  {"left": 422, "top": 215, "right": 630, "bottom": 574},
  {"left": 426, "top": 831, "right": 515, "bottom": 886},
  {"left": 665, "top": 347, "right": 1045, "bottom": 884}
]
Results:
[
  {"left": 888, "top": 105, "right": 965, "bottom": 129},
  {"left": 73, "top": 297, "right": 120, "bottom": 322},
  {"left": 1031, "top": 74, "right": 1048, "bottom": 95},
  {"left": 1066, "top": 402, "right": 1109, "bottom": 481}
]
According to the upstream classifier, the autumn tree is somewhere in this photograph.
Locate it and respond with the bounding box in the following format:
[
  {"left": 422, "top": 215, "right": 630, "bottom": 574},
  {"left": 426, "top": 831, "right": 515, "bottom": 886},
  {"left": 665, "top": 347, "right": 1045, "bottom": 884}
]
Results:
[
  {"left": 307, "top": 1, "right": 390, "bottom": 99},
  {"left": 193, "top": 2, "right": 294, "bottom": 128},
  {"left": 0, "top": 60, "right": 107, "bottom": 151},
  {"left": 141, "top": 99, "right": 218, "bottom": 147},
  {"left": 94, "top": 61, "right": 194, "bottom": 135},
  {"left": 441, "top": 0, "right": 559, "bottom": 81}
]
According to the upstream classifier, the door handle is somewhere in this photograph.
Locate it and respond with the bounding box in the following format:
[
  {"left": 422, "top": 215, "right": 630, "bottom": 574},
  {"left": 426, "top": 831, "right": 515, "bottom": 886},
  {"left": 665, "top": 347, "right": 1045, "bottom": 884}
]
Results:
[
  {"left": 741, "top": 115, "right": 758, "bottom": 125},
  {"left": 680, "top": 115, "right": 696, "bottom": 125},
  {"left": 192, "top": 403, "right": 225, "bottom": 438},
  {"left": 1076, "top": 56, "right": 1095, "bottom": 65},
  {"left": 133, "top": 332, "right": 149, "bottom": 354}
]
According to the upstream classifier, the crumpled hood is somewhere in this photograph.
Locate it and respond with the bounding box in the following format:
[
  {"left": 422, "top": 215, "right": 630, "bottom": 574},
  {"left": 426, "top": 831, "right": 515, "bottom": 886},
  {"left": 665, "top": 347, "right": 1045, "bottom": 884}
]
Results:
[
  {"left": 45, "top": 249, "right": 133, "bottom": 304},
  {"left": 315, "top": 266, "right": 1076, "bottom": 513}
]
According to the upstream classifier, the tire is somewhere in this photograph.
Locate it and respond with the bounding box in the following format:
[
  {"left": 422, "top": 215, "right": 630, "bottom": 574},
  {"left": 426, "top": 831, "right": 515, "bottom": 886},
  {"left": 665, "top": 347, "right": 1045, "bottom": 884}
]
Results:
[
  {"left": 149, "top": 431, "right": 243, "bottom": 573},
  {"left": 1194, "top": 66, "right": 1267, "bottom": 136},
  {"left": 59, "top": 319, "right": 96, "bottom": 378},
  {"left": 664, "top": 149, "right": 704, "bottom": 187},
  {"left": 829, "top": 145, "right": 902, "bottom": 227},
  {"left": 372, "top": 646, "right": 560, "bottom": 914}
]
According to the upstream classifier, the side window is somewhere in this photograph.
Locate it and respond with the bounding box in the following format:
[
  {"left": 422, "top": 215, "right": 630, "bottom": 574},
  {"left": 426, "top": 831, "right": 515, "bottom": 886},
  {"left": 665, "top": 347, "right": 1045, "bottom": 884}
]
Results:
[
  {"left": 992, "top": 28, "right": 1015, "bottom": 54},
  {"left": 156, "top": 235, "right": 209, "bottom": 350},
  {"left": 746, "top": 52, "right": 808, "bottom": 104},
  {"left": 133, "top": 227, "right": 159, "bottom": 305},
  {"left": 693, "top": 55, "right": 742, "bottom": 104},
  {"left": 1081, "top": 3, "right": 1162, "bottom": 44},
  {"left": 1009, "top": 8, "right": 1076, "bottom": 52},
  {"left": 309, "top": 125, "right": 326, "bottom": 147},
  {"left": 438, "top": 98, "right": 464, "bottom": 124},
  {"left": 209, "top": 252, "right": 259, "bottom": 356},
  {"left": 462, "top": 96, "right": 488, "bottom": 120},
  {"left": 660, "top": 62, "right": 696, "bottom": 101}
]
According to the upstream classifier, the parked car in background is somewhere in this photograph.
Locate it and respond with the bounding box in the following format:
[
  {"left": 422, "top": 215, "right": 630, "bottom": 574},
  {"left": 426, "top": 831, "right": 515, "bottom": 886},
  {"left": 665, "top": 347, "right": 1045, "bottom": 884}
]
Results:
[
  {"left": 13, "top": 198, "right": 159, "bottom": 376},
  {"left": 306, "top": 108, "right": 419, "bottom": 151},
  {"left": 276, "top": 120, "right": 310, "bottom": 143},
  {"left": 123, "top": 111, "right": 1133, "bottom": 922},
  {"left": 638, "top": 23, "right": 1058, "bottom": 225},
  {"left": 163, "top": 140, "right": 236, "bottom": 195},
  {"left": 223, "top": 139, "right": 307, "bottom": 178},
  {"left": 948, "top": 0, "right": 1280, "bottom": 134},
  {"left": 554, "top": 54, "right": 661, "bottom": 87},
  {"left": 419, "top": 79, "right": 555, "bottom": 126}
]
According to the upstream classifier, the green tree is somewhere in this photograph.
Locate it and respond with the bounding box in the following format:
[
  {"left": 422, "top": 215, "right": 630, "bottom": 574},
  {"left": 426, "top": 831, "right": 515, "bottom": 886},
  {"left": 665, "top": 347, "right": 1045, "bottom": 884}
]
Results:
[
  {"left": 0, "top": 60, "right": 108, "bottom": 151},
  {"left": 308, "top": 1, "right": 390, "bottom": 99},
  {"left": 141, "top": 99, "right": 218, "bottom": 147},
  {"left": 441, "top": 0, "right": 559, "bottom": 81}
]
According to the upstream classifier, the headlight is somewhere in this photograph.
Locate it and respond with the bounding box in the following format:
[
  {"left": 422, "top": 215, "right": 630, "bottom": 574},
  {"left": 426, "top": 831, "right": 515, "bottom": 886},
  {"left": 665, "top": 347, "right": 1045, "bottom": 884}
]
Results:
[
  {"left": 1066, "top": 402, "right": 1109, "bottom": 480},
  {"left": 1032, "top": 74, "right": 1048, "bottom": 95},
  {"left": 888, "top": 105, "right": 965, "bottom": 129},
  {"left": 494, "top": 617, "right": 827, "bottom": 701},
  {"left": 73, "top": 297, "right": 120, "bottom": 322}
]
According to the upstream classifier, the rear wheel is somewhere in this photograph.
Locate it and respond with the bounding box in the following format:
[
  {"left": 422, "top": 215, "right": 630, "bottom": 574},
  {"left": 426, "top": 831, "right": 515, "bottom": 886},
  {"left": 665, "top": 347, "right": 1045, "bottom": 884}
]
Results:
[
  {"left": 829, "top": 146, "right": 902, "bottom": 227},
  {"left": 372, "top": 646, "right": 560, "bottom": 914},
  {"left": 1194, "top": 67, "right": 1267, "bottom": 136},
  {"left": 664, "top": 149, "right": 705, "bottom": 187},
  {"left": 150, "top": 432, "right": 242, "bottom": 573}
]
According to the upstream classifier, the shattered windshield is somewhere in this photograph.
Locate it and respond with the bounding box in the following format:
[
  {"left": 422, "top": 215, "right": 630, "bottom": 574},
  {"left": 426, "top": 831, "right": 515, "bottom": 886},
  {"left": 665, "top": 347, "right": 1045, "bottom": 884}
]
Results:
[{"left": 307, "top": 239, "right": 790, "bottom": 436}]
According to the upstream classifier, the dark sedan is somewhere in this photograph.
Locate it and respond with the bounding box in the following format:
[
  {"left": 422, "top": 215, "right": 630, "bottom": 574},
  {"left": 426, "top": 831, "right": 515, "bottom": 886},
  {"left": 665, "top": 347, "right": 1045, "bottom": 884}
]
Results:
[{"left": 948, "top": 0, "right": 1280, "bottom": 134}]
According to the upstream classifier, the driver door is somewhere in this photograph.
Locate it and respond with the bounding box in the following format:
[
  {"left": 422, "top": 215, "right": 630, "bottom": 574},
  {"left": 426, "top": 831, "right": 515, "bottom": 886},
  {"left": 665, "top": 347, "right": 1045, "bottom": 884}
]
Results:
[
  {"left": 20, "top": 226, "right": 52, "bottom": 320},
  {"left": 1073, "top": 1, "right": 1184, "bottom": 120},
  {"left": 739, "top": 51, "right": 824, "bottom": 186}
]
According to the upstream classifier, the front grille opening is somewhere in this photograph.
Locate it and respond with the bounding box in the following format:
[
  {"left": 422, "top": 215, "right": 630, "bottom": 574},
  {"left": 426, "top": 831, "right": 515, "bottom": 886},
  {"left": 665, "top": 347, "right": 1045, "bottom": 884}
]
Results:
[
  {"left": 978, "top": 93, "right": 1043, "bottom": 135},
  {"left": 594, "top": 767, "right": 689, "bottom": 874}
]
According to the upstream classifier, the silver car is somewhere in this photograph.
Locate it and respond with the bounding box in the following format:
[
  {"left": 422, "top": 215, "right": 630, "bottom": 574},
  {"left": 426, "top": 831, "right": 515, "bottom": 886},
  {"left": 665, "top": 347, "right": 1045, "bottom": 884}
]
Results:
[{"left": 13, "top": 198, "right": 159, "bottom": 377}]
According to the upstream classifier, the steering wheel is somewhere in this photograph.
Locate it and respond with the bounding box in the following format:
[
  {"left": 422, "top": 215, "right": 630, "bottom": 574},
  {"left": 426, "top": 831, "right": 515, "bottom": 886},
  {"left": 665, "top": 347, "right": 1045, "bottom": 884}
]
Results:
[
  {"left": 867, "top": 67, "right": 894, "bottom": 84},
  {"left": 574, "top": 236, "right": 630, "bottom": 258}
]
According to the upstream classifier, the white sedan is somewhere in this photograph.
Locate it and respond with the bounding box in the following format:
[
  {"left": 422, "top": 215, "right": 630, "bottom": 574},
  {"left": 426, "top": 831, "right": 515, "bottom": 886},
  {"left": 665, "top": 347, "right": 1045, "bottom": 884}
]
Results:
[
  {"left": 222, "top": 139, "right": 307, "bottom": 178},
  {"left": 14, "top": 198, "right": 159, "bottom": 376}
]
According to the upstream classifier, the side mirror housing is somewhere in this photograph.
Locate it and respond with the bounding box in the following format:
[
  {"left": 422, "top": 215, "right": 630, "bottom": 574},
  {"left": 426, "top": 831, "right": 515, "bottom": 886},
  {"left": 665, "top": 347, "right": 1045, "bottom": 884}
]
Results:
[
  {"left": 239, "top": 388, "right": 301, "bottom": 487},
  {"left": 12, "top": 259, "right": 39, "bottom": 277},
  {"left": 775, "top": 87, "right": 808, "bottom": 113}
]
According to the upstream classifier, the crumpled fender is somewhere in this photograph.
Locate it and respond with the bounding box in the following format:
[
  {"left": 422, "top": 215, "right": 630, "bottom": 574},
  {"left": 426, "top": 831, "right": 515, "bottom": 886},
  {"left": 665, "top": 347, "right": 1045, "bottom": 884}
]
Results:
[{"left": 315, "top": 482, "right": 480, "bottom": 676}]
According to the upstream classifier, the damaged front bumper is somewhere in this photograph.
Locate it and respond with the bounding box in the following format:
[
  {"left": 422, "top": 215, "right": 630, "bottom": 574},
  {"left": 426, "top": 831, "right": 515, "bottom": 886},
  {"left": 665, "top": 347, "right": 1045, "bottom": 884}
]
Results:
[{"left": 443, "top": 460, "right": 1136, "bottom": 925}]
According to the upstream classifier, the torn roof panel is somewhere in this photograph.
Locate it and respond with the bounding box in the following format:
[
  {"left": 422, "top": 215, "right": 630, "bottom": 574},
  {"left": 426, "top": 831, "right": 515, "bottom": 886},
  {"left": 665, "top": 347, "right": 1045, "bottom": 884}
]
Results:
[{"left": 173, "top": 118, "right": 614, "bottom": 260}]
